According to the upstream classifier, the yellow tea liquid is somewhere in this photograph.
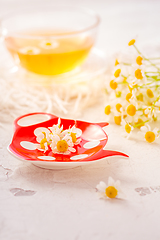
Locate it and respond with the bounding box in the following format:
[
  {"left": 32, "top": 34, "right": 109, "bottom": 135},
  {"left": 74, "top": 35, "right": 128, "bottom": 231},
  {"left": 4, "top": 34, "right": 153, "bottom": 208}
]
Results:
[{"left": 5, "top": 30, "right": 94, "bottom": 75}]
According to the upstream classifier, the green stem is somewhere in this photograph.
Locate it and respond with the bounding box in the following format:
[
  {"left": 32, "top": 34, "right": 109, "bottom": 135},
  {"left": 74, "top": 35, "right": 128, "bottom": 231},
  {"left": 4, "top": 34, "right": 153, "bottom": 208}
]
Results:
[
  {"left": 145, "top": 71, "right": 160, "bottom": 74},
  {"left": 152, "top": 96, "right": 160, "bottom": 107},
  {"left": 133, "top": 45, "right": 143, "bottom": 56},
  {"left": 122, "top": 62, "right": 132, "bottom": 66},
  {"left": 133, "top": 45, "right": 160, "bottom": 70},
  {"left": 133, "top": 120, "right": 149, "bottom": 128},
  {"left": 146, "top": 57, "right": 160, "bottom": 60},
  {"left": 121, "top": 74, "right": 128, "bottom": 78}
]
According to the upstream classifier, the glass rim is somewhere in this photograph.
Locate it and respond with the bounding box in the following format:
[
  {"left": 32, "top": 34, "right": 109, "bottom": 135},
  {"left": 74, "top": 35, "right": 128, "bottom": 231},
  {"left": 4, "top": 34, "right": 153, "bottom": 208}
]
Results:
[{"left": 0, "top": 5, "right": 100, "bottom": 39}]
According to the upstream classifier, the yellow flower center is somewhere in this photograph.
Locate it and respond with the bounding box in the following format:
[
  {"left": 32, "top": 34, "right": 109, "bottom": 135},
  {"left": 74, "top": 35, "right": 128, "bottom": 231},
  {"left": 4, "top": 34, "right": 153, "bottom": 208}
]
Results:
[
  {"left": 57, "top": 140, "right": 68, "bottom": 152},
  {"left": 46, "top": 42, "right": 52, "bottom": 46},
  {"left": 146, "top": 89, "right": 154, "bottom": 98},
  {"left": 105, "top": 105, "right": 111, "bottom": 115},
  {"left": 114, "top": 116, "right": 121, "bottom": 125},
  {"left": 123, "top": 77, "right": 127, "bottom": 83},
  {"left": 105, "top": 186, "right": 118, "bottom": 198},
  {"left": 126, "top": 92, "right": 132, "bottom": 102},
  {"left": 40, "top": 138, "right": 47, "bottom": 149},
  {"left": 135, "top": 69, "right": 143, "bottom": 79},
  {"left": 71, "top": 132, "right": 77, "bottom": 143},
  {"left": 115, "top": 59, "right": 119, "bottom": 66},
  {"left": 127, "top": 104, "right": 136, "bottom": 116},
  {"left": 128, "top": 85, "right": 133, "bottom": 92},
  {"left": 110, "top": 80, "right": 117, "bottom": 90},
  {"left": 143, "top": 108, "right": 148, "bottom": 117},
  {"left": 27, "top": 49, "right": 33, "bottom": 54},
  {"left": 116, "top": 103, "right": 122, "bottom": 113},
  {"left": 114, "top": 69, "right": 121, "bottom": 78},
  {"left": 135, "top": 118, "right": 144, "bottom": 128},
  {"left": 125, "top": 124, "right": 132, "bottom": 133},
  {"left": 115, "top": 91, "right": 121, "bottom": 98},
  {"left": 136, "top": 93, "right": 143, "bottom": 101},
  {"left": 128, "top": 39, "right": 135, "bottom": 46},
  {"left": 153, "top": 117, "right": 157, "bottom": 121},
  {"left": 145, "top": 131, "right": 155, "bottom": 143},
  {"left": 136, "top": 56, "right": 143, "bottom": 65}
]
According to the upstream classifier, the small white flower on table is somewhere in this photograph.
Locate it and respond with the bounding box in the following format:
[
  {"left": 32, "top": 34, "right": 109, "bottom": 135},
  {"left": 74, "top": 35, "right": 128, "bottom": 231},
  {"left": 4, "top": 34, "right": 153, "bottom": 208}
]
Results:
[{"left": 96, "top": 177, "right": 124, "bottom": 199}]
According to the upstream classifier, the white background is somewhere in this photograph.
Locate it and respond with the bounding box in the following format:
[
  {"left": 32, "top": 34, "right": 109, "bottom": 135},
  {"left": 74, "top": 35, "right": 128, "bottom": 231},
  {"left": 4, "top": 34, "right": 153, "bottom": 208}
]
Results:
[{"left": 0, "top": 0, "right": 160, "bottom": 239}]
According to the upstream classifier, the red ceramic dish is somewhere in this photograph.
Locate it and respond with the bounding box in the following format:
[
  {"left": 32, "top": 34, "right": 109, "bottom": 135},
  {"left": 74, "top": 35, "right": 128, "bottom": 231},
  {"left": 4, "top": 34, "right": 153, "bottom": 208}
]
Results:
[{"left": 8, "top": 112, "right": 128, "bottom": 169}]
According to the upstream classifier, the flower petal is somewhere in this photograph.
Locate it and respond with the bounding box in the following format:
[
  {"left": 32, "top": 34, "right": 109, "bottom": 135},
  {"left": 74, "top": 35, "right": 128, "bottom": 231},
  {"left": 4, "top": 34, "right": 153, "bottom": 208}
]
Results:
[
  {"left": 68, "top": 147, "right": 76, "bottom": 152},
  {"left": 108, "top": 176, "right": 115, "bottom": 186},
  {"left": 114, "top": 180, "right": 121, "bottom": 189},
  {"left": 96, "top": 181, "right": 107, "bottom": 192}
]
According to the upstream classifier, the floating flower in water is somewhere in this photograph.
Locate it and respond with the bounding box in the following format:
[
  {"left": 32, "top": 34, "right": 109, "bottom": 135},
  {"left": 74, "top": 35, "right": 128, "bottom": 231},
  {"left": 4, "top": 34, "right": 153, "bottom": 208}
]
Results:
[
  {"left": 19, "top": 46, "right": 40, "bottom": 55},
  {"left": 104, "top": 39, "right": 160, "bottom": 143},
  {"left": 96, "top": 177, "right": 124, "bottom": 199},
  {"left": 39, "top": 40, "right": 59, "bottom": 49}
]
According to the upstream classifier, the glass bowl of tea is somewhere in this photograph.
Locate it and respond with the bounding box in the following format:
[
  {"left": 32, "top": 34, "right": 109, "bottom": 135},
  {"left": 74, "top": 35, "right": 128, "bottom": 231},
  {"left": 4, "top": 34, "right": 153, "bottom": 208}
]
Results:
[{"left": 1, "top": 6, "right": 100, "bottom": 76}]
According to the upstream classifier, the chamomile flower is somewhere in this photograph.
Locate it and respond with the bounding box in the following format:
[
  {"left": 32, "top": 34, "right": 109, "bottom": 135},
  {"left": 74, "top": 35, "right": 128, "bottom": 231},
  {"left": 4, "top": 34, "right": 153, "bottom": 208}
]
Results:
[
  {"left": 139, "top": 124, "right": 159, "bottom": 143},
  {"left": 155, "top": 98, "right": 160, "bottom": 107},
  {"left": 62, "top": 125, "right": 82, "bottom": 145},
  {"left": 19, "top": 46, "right": 40, "bottom": 55},
  {"left": 96, "top": 177, "right": 124, "bottom": 199},
  {"left": 136, "top": 56, "right": 143, "bottom": 65},
  {"left": 104, "top": 39, "right": 160, "bottom": 143},
  {"left": 114, "top": 69, "right": 121, "bottom": 78},
  {"left": 114, "top": 114, "right": 122, "bottom": 125},
  {"left": 48, "top": 118, "right": 63, "bottom": 136},
  {"left": 36, "top": 118, "right": 82, "bottom": 153},
  {"left": 39, "top": 39, "right": 59, "bottom": 49},
  {"left": 51, "top": 134, "right": 76, "bottom": 155},
  {"left": 36, "top": 131, "right": 49, "bottom": 152},
  {"left": 128, "top": 39, "right": 135, "bottom": 46},
  {"left": 121, "top": 119, "right": 134, "bottom": 139},
  {"left": 105, "top": 105, "right": 111, "bottom": 115},
  {"left": 143, "top": 106, "right": 158, "bottom": 120}
]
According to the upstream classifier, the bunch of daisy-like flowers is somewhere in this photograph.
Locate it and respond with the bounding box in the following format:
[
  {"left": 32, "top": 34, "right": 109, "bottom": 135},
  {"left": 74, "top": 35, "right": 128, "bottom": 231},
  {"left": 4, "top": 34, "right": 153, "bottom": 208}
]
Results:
[
  {"left": 36, "top": 118, "right": 81, "bottom": 154},
  {"left": 105, "top": 39, "right": 160, "bottom": 143}
]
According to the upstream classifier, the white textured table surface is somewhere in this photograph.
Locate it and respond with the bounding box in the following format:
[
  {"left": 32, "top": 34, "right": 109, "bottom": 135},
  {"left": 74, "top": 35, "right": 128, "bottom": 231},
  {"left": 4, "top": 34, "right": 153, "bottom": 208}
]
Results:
[{"left": 1, "top": 0, "right": 160, "bottom": 239}]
